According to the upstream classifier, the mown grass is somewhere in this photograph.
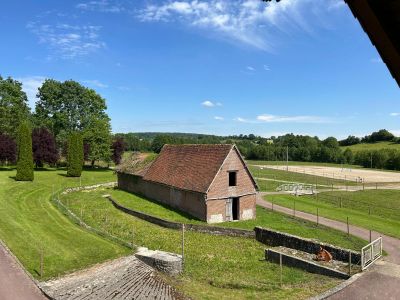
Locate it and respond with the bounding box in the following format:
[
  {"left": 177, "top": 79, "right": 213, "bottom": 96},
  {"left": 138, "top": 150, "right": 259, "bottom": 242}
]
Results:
[
  {"left": 60, "top": 188, "right": 344, "bottom": 300},
  {"left": 248, "top": 166, "right": 359, "bottom": 192},
  {"left": 97, "top": 188, "right": 366, "bottom": 251},
  {"left": 265, "top": 190, "right": 400, "bottom": 239},
  {"left": 0, "top": 168, "right": 129, "bottom": 280},
  {"left": 247, "top": 160, "right": 361, "bottom": 169}
]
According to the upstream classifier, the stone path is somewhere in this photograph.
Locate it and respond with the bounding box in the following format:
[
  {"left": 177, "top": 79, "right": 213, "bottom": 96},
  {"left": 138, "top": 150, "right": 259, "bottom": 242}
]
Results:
[
  {"left": 257, "top": 195, "right": 400, "bottom": 299},
  {"left": 0, "top": 242, "right": 46, "bottom": 300},
  {"left": 41, "top": 255, "right": 184, "bottom": 300}
]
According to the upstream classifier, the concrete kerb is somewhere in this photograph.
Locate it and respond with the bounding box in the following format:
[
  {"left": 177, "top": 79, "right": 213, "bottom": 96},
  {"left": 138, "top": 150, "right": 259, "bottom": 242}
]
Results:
[{"left": 0, "top": 239, "right": 54, "bottom": 300}]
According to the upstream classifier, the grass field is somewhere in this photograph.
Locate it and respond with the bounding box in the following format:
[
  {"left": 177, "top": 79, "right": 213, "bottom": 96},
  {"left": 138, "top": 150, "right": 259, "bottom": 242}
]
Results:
[
  {"left": 86, "top": 188, "right": 366, "bottom": 251},
  {"left": 265, "top": 190, "right": 400, "bottom": 239},
  {"left": 59, "top": 188, "right": 368, "bottom": 299},
  {"left": 247, "top": 160, "right": 362, "bottom": 169},
  {"left": 0, "top": 168, "right": 129, "bottom": 280},
  {"left": 248, "top": 166, "right": 358, "bottom": 192},
  {"left": 341, "top": 142, "right": 400, "bottom": 152}
]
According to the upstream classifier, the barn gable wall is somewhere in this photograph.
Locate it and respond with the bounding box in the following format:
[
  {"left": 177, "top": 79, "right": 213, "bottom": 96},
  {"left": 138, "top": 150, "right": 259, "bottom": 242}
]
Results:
[{"left": 207, "top": 148, "right": 256, "bottom": 200}]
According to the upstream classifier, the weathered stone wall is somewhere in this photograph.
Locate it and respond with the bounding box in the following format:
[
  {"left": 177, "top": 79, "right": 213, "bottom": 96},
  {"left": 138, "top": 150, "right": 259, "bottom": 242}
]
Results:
[
  {"left": 255, "top": 227, "right": 361, "bottom": 264},
  {"left": 265, "top": 249, "right": 350, "bottom": 280},
  {"left": 135, "top": 247, "right": 182, "bottom": 276},
  {"left": 107, "top": 196, "right": 254, "bottom": 238}
]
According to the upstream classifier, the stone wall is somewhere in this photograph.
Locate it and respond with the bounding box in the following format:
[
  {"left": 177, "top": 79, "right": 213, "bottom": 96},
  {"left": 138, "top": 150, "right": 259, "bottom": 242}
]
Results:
[
  {"left": 107, "top": 196, "right": 254, "bottom": 238},
  {"left": 255, "top": 227, "right": 361, "bottom": 264},
  {"left": 265, "top": 248, "right": 350, "bottom": 279}
]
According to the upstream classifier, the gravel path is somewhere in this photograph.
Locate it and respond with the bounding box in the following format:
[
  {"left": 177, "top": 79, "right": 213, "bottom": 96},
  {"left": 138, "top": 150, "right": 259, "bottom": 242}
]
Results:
[
  {"left": 0, "top": 242, "right": 47, "bottom": 300},
  {"left": 257, "top": 195, "right": 400, "bottom": 299}
]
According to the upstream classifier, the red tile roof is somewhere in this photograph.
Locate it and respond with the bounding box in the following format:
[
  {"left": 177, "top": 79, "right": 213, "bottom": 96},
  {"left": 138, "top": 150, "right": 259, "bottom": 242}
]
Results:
[{"left": 143, "top": 144, "right": 233, "bottom": 193}]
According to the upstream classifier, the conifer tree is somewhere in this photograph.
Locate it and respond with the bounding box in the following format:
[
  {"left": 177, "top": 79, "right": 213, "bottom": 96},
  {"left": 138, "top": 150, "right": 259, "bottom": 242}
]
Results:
[
  {"left": 16, "top": 122, "right": 34, "bottom": 181},
  {"left": 67, "top": 132, "right": 83, "bottom": 177}
]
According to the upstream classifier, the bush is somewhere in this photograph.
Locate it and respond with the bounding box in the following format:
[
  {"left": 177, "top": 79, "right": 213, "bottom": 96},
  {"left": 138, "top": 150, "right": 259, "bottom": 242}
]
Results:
[
  {"left": 32, "top": 127, "right": 59, "bottom": 167},
  {"left": 67, "top": 132, "right": 83, "bottom": 177},
  {"left": 0, "top": 133, "right": 17, "bottom": 165},
  {"left": 16, "top": 122, "right": 34, "bottom": 181}
]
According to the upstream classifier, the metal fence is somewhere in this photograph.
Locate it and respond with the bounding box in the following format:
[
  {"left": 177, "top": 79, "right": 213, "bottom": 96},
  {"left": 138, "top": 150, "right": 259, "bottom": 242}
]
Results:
[{"left": 361, "top": 237, "right": 383, "bottom": 270}]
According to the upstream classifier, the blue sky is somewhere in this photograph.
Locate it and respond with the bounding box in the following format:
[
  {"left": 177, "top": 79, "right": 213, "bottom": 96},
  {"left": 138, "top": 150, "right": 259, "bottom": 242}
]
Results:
[{"left": 1, "top": 0, "right": 399, "bottom": 139}]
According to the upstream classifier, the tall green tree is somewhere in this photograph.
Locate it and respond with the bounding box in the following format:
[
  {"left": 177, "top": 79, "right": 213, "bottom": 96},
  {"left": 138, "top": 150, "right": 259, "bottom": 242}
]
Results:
[
  {"left": 0, "top": 76, "right": 31, "bottom": 137},
  {"left": 67, "top": 132, "right": 83, "bottom": 177},
  {"left": 16, "top": 122, "right": 34, "bottom": 181},
  {"left": 35, "top": 79, "right": 108, "bottom": 141},
  {"left": 84, "top": 118, "right": 112, "bottom": 167}
]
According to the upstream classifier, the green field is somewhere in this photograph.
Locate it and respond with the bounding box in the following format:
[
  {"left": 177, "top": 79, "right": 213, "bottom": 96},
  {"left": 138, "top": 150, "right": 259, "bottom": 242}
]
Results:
[
  {"left": 248, "top": 165, "right": 358, "bottom": 192},
  {"left": 0, "top": 168, "right": 129, "bottom": 280},
  {"left": 59, "top": 188, "right": 368, "bottom": 299},
  {"left": 247, "top": 160, "right": 361, "bottom": 169},
  {"left": 82, "top": 188, "right": 365, "bottom": 251},
  {"left": 266, "top": 190, "right": 400, "bottom": 239},
  {"left": 341, "top": 142, "right": 400, "bottom": 152}
]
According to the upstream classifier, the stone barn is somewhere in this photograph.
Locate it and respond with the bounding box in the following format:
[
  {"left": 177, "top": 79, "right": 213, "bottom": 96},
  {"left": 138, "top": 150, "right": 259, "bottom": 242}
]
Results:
[{"left": 117, "top": 144, "right": 258, "bottom": 223}]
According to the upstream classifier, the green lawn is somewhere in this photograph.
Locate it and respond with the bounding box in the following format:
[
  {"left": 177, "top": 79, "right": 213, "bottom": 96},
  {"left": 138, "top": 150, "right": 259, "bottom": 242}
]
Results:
[
  {"left": 60, "top": 188, "right": 348, "bottom": 300},
  {"left": 0, "top": 168, "right": 129, "bottom": 280},
  {"left": 341, "top": 142, "right": 400, "bottom": 152},
  {"left": 90, "top": 188, "right": 366, "bottom": 251},
  {"left": 265, "top": 190, "right": 400, "bottom": 239},
  {"left": 247, "top": 160, "right": 361, "bottom": 169},
  {"left": 248, "top": 166, "right": 358, "bottom": 192}
]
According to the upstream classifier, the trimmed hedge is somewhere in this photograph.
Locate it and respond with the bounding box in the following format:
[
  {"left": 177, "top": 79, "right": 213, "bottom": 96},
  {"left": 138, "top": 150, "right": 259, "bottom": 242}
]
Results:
[
  {"left": 67, "top": 132, "right": 84, "bottom": 177},
  {"left": 16, "top": 122, "right": 34, "bottom": 181}
]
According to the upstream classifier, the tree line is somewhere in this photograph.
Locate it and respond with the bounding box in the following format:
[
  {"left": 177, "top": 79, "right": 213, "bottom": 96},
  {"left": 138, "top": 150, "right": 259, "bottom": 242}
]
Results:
[
  {"left": 117, "top": 131, "right": 400, "bottom": 171},
  {"left": 0, "top": 75, "right": 124, "bottom": 180}
]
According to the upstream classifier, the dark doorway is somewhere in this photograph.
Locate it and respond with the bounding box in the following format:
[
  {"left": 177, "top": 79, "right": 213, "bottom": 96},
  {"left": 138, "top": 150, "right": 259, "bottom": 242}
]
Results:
[{"left": 232, "top": 197, "right": 239, "bottom": 220}]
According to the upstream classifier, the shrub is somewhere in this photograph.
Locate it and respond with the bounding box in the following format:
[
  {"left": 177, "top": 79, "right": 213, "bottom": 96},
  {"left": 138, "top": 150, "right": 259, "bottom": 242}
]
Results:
[
  {"left": 0, "top": 133, "right": 17, "bottom": 164},
  {"left": 32, "top": 127, "right": 59, "bottom": 167},
  {"left": 67, "top": 132, "right": 83, "bottom": 177},
  {"left": 112, "top": 137, "right": 125, "bottom": 165},
  {"left": 16, "top": 122, "right": 34, "bottom": 181}
]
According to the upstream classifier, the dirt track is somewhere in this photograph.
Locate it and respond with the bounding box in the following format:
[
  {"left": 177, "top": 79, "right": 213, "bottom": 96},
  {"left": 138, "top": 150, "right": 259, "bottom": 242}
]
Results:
[{"left": 258, "top": 165, "right": 400, "bottom": 183}]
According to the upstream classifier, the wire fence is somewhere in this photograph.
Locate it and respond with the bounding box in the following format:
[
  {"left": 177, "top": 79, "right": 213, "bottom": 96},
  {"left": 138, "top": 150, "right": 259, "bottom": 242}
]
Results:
[{"left": 313, "top": 193, "right": 400, "bottom": 220}]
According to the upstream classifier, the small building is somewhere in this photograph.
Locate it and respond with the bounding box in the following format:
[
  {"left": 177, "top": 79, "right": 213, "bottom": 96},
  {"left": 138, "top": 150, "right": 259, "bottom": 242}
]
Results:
[{"left": 117, "top": 144, "right": 258, "bottom": 223}]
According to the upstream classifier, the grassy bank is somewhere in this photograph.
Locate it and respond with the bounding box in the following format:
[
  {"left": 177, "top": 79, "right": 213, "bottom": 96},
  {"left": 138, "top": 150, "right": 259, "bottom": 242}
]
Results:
[
  {"left": 265, "top": 190, "right": 400, "bottom": 239},
  {"left": 60, "top": 187, "right": 348, "bottom": 299},
  {"left": 0, "top": 168, "right": 129, "bottom": 280},
  {"left": 86, "top": 188, "right": 366, "bottom": 251}
]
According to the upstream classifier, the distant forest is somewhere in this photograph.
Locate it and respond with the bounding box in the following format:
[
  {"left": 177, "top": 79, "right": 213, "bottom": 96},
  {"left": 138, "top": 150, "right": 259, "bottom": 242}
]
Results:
[{"left": 115, "top": 129, "right": 400, "bottom": 171}]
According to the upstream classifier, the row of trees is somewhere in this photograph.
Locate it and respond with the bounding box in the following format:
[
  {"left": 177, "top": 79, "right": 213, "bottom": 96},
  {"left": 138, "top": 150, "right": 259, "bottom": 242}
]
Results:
[
  {"left": 339, "top": 129, "right": 397, "bottom": 146},
  {"left": 0, "top": 75, "right": 124, "bottom": 170}
]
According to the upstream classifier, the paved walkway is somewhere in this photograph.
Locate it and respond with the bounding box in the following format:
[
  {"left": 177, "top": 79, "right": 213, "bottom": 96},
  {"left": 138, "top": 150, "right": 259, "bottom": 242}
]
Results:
[
  {"left": 257, "top": 196, "right": 400, "bottom": 299},
  {"left": 41, "top": 255, "right": 184, "bottom": 300},
  {"left": 0, "top": 243, "right": 46, "bottom": 300}
]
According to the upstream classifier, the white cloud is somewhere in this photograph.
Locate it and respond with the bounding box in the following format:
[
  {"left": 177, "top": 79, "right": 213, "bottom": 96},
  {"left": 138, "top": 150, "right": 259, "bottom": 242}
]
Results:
[
  {"left": 16, "top": 76, "right": 46, "bottom": 109},
  {"left": 390, "top": 112, "right": 400, "bottom": 117},
  {"left": 27, "top": 21, "right": 105, "bottom": 59},
  {"left": 201, "top": 100, "right": 222, "bottom": 107},
  {"left": 263, "top": 64, "right": 270, "bottom": 71},
  {"left": 76, "top": 0, "right": 125, "bottom": 13},
  {"left": 257, "top": 114, "right": 329, "bottom": 123},
  {"left": 214, "top": 116, "right": 224, "bottom": 120},
  {"left": 246, "top": 66, "right": 255, "bottom": 71},
  {"left": 137, "top": 0, "right": 345, "bottom": 51},
  {"left": 234, "top": 117, "right": 251, "bottom": 123},
  {"left": 82, "top": 79, "right": 108, "bottom": 88}
]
